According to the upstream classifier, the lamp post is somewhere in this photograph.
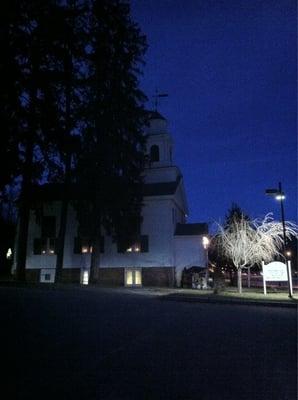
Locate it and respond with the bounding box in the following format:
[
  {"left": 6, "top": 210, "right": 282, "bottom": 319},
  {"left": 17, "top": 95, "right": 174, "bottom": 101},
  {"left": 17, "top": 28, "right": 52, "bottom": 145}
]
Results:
[
  {"left": 265, "top": 182, "right": 292, "bottom": 298},
  {"left": 202, "top": 236, "right": 210, "bottom": 289}
]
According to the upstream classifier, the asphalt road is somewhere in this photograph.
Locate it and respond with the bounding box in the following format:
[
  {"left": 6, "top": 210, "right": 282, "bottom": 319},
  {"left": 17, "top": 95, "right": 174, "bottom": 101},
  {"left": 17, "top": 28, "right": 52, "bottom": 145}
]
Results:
[{"left": 1, "top": 286, "right": 297, "bottom": 400}]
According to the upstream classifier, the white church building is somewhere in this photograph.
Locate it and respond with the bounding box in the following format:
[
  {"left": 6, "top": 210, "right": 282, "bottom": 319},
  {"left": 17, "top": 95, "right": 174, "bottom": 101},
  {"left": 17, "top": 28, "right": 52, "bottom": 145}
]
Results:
[{"left": 18, "top": 112, "right": 208, "bottom": 287}]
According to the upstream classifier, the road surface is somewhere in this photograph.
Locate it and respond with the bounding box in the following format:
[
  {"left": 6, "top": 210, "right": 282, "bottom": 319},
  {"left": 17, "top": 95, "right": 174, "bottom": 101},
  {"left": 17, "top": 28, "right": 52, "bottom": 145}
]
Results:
[{"left": 1, "top": 286, "right": 296, "bottom": 399}]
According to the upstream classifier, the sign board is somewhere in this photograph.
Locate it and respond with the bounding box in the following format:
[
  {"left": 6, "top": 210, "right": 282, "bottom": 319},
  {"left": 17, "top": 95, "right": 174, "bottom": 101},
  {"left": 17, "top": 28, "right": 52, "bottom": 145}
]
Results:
[
  {"left": 263, "top": 261, "right": 288, "bottom": 282},
  {"left": 262, "top": 260, "right": 293, "bottom": 296}
]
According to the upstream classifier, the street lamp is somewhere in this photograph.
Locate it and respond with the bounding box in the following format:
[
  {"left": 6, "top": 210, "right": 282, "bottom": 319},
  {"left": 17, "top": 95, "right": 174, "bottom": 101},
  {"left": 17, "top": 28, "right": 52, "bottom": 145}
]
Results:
[
  {"left": 265, "top": 182, "right": 292, "bottom": 298},
  {"left": 202, "top": 236, "right": 210, "bottom": 288},
  {"left": 286, "top": 251, "right": 291, "bottom": 258}
]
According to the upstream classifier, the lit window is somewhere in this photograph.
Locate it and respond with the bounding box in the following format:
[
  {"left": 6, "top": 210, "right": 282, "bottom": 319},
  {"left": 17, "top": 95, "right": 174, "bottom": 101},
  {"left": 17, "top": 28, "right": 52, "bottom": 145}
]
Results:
[
  {"left": 135, "top": 270, "right": 142, "bottom": 285},
  {"left": 125, "top": 268, "right": 142, "bottom": 286},
  {"left": 118, "top": 236, "right": 148, "bottom": 253},
  {"left": 6, "top": 248, "right": 12, "bottom": 259},
  {"left": 126, "top": 243, "right": 141, "bottom": 253},
  {"left": 82, "top": 270, "right": 89, "bottom": 285},
  {"left": 74, "top": 237, "right": 104, "bottom": 254},
  {"left": 126, "top": 270, "right": 133, "bottom": 285},
  {"left": 34, "top": 238, "right": 56, "bottom": 255},
  {"left": 81, "top": 245, "right": 89, "bottom": 254}
]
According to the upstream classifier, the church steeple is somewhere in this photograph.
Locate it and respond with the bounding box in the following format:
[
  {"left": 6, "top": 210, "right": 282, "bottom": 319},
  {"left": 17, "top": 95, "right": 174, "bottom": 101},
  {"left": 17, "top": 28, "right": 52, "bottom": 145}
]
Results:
[{"left": 145, "top": 111, "right": 173, "bottom": 167}]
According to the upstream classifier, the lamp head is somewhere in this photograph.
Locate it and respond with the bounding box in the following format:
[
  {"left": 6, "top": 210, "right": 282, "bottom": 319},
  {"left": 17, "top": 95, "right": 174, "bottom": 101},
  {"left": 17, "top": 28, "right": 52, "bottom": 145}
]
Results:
[
  {"left": 265, "top": 188, "right": 285, "bottom": 201},
  {"left": 202, "top": 236, "right": 210, "bottom": 249}
]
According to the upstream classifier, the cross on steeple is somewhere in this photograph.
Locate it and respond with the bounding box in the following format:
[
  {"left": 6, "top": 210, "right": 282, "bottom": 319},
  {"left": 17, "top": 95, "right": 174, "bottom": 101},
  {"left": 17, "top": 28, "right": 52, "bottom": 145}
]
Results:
[{"left": 153, "top": 90, "right": 168, "bottom": 111}]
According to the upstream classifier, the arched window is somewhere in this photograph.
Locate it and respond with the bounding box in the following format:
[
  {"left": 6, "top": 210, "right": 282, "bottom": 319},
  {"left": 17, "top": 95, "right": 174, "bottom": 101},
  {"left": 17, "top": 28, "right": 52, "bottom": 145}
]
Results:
[{"left": 150, "top": 145, "right": 159, "bottom": 162}]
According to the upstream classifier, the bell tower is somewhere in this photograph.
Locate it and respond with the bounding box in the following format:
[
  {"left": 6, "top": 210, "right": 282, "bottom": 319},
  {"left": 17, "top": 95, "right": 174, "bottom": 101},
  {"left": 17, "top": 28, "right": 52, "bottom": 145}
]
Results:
[
  {"left": 144, "top": 111, "right": 182, "bottom": 185},
  {"left": 145, "top": 111, "right": 173, "bottom": 167}
]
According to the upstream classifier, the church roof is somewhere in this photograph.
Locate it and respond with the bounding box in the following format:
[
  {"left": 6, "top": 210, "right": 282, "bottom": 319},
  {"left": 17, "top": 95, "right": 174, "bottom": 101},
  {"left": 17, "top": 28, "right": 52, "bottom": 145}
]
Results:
[
  {"left": 175, "top": 223, "right": 208, "bottom": 236},
  {"left": 147, "top": 110, "right": 166, "bottom": 121}
]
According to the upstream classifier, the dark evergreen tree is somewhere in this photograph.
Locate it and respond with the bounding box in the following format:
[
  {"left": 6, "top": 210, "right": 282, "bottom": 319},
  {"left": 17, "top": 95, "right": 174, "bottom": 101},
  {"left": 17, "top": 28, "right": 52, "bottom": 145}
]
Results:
[
  {"left": 52, "top": 1, "right": 89, "bottom": 283},
  {"left": 76, "top": 0, "right": 147, "bottom": 282},
  {"left": 1, "top": 0, "right": 147, "bottom": 283},
  {"left": 224, "top": 202, "right": 250, "bottom": 229},
  {"left": 0, "top": 200, "right": 16, "bottom": 277},
  {"left": 0, "top": 3, "right": 23, "bottom": 190},
  {"left": 0, "top": 1, "right": 67, "bottom": 281}
]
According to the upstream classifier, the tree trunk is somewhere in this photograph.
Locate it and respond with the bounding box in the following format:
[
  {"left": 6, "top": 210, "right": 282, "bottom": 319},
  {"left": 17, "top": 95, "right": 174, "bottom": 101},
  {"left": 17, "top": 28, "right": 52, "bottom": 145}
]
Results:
[
  {"left": 89, "top": 235, "right": 100, "bottom": 284},
  {"left": 55, "top": 197, "right": 69, "bottom": 283},
  {"left": 229, "top": 269, "right": 233, "bottom": 286},
  {"left": 237, "top": 268, "right": 242, "bottom": 294},
  {"left": 55, "top": 153, "right": 71, "bottom": 283},
  {"left": 55, "top": 41, "right": 73, "bottom": 283},
  {"left": 247, "top": 268, "right": 251, "bottom": 288},
  {"left": 15, "top": 144, "right": 34, "bottom": 282}
]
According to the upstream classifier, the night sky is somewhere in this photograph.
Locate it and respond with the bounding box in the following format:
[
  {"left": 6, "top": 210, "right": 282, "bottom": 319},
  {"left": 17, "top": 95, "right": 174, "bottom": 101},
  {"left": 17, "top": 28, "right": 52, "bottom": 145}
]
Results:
[{"left": 131, "top": 0, "right": 297, "bottom": 226}]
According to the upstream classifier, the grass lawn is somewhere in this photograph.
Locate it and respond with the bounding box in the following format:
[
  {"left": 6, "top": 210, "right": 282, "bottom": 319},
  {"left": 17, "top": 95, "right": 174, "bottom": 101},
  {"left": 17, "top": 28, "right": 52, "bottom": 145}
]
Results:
[{"left": 167, "top": 287, "right": 298, "bottom": 303}]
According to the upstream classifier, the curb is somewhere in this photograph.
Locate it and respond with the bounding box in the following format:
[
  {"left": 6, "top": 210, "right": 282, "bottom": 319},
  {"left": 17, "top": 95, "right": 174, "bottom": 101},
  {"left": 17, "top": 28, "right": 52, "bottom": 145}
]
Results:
[{"left": 160, "top": 294, "right": 298, "bottom": 308}]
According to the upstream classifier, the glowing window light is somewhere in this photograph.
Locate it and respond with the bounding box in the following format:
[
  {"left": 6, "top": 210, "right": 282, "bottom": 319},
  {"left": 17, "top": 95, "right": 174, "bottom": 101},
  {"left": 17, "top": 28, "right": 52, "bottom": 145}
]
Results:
[
  {"left": 6, "top": 248, "right": 12, "bottom": 259},
  {"left": 202, "top": 236, "right": 210, "bottom": 249},
  {"left": 82, "top": 270, "right": 89, "bottom": 285},
  {"left": 126, "top": 270, "right": 133, "bottom": 285},
  {"left": 82, "top": 246, "right": 89, "bottom": 254},
  {"left": 126, "top": 243, "right": 141, "bottom": 253},
  {"left": 135, "top": 270, "right": 142, "bottom": 285}
]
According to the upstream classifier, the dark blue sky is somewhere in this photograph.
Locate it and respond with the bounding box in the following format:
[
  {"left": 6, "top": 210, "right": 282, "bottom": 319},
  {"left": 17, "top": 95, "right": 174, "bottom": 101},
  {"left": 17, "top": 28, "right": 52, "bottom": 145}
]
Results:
[{"left": 131, "top": 0, "right": 297, "bottom": 225}]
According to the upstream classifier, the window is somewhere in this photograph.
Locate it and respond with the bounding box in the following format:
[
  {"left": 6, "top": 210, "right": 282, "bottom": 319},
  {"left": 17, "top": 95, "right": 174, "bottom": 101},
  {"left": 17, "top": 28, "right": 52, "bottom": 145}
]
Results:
[
  {"left": 40, "top": 269, "right": 55, "bottom": 283},
  {"left": 125, "top": 268, "right": 142, "bottom": 286},
  {"left": 33, "top": 237, "right": 56, "bottom": 255},
  {"left": 126, "top": 243, "right": 141, "bottom": 253},
  {"left": 117, "top": 235, "right": 148, "bottom": 253},
  {"left": 150, "top": 145, "right": 159, "bottom": 162},
  {"left": 33, "top": 216, "right": 57, "bottom": 255},
  {"left": 74, "top": 236, "right": 104, "bottom": 254},
  {"left": 81, "top": 270, "right": 89, "bottom": 285},
  {"left": 41, "top": 216, "right": 56, "bottom": 238}
]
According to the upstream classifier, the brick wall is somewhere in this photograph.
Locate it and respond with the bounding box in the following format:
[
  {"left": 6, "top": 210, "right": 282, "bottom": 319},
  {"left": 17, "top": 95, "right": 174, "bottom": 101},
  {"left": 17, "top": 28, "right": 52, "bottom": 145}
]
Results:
[
  {"left": 61, "top": 268, "right": 81, "bottom": 283},
  {"left": 98, "top": 268, "right": 124, "bottom": 286},
  {"left": 26, "top": 269, "right": 40, "bottom": 282},
  {"left": 142, "top": 267, "right": 175, "bottom": 287}
]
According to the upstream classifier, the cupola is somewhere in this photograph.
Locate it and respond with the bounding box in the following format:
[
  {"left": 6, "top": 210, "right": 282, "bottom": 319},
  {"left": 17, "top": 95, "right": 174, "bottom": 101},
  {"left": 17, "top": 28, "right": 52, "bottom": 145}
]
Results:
[{"left": 145, "top": 111, "right": 173, "bottom": 167}]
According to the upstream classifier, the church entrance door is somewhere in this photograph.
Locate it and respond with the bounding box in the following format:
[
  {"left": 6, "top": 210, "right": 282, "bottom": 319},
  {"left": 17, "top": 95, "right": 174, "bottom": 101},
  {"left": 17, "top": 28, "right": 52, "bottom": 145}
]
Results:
[{"left": 125, "top": 268, "right": 142, "bottom": 287}]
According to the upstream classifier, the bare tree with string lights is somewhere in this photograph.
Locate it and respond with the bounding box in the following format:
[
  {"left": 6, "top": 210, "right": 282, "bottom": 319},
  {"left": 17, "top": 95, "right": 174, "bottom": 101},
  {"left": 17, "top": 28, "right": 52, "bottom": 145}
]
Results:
[{"left": 215, "top": 213, "right": 298, "bottom": 294}]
